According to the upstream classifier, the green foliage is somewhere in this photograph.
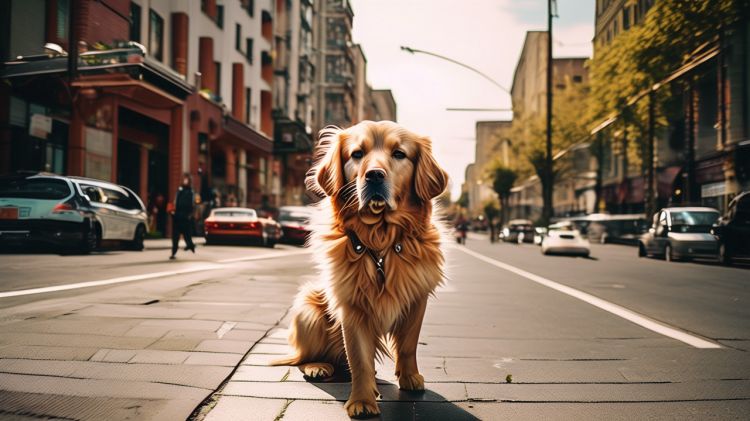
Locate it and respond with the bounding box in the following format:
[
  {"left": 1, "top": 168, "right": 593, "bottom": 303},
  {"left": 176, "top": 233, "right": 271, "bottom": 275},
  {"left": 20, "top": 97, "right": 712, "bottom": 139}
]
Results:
[
  {"left": 483, "top": 201, "right": 500, "bottom": 220},
  {"left": 489, "top": 165, "right": 518, "bottom": 201},
  {"left": 456, "top": 191, "right": 469, "bottom": 208}
]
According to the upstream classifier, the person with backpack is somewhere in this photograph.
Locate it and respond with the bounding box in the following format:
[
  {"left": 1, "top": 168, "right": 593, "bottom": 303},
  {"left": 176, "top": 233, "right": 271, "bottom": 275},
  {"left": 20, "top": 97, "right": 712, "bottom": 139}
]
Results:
[{"left": 170, "top": 173, "right": 196, "bottom": 259}]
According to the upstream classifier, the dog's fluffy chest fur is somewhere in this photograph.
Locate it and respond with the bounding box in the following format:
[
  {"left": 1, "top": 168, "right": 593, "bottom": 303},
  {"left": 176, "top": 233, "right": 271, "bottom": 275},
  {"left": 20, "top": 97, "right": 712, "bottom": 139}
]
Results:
[{"left": 322, "top": 225, "right": 444, "bottom": 334}]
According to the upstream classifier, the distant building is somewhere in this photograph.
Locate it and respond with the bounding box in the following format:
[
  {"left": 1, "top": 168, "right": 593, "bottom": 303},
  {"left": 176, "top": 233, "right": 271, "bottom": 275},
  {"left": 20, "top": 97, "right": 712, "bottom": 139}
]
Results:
[
  {"left": 313, "top": 0, "right": 355, "bottom": 131},
  {"left": 464, "top": 121, "right": 512, "bottom": 217},
  {"left": 594, "top": 0, "right": 655, "bottom": 55},
  {"left": 508, "top": 31, "right": 589, "bottom": 221},
  {"left": 370, "top": 89, "right": 397, "bottom": 122},
  {"left": 272, "top": 0, "right": 316, "bottom": 206}
]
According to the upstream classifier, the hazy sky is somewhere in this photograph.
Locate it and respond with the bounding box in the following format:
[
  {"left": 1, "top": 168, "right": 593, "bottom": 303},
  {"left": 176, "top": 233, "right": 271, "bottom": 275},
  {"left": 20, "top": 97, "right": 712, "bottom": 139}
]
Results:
[{"left": 351, "top": 0, "right": 593, "bottom": 199}]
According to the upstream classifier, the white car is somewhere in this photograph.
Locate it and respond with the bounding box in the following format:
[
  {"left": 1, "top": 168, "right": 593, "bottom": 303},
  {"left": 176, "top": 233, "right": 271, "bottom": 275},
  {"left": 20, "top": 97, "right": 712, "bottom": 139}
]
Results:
[
  {"left": 204, "top": 207, "right": 282, "bottom": 247},
  {"left": 0, "top": 173, "right": 148, "bottom": 253},
  {"left": 541, "top": 228, "right": 591, "bottom": 257}
]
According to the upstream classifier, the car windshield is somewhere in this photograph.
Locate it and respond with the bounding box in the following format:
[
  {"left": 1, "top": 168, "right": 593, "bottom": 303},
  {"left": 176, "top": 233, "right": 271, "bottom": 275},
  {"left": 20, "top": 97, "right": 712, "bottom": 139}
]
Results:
[
  {"left": 670, "top": 211, "right": 718, "bottom": 232},
  {"left": 0, "top": 177, "right": 71, "bottom": 200},
  {"left": 214, "top": 210, "right": 256, "bottom": 218},
  {"left": 279, "top": 210, "right": 310, "bottom": 224}
]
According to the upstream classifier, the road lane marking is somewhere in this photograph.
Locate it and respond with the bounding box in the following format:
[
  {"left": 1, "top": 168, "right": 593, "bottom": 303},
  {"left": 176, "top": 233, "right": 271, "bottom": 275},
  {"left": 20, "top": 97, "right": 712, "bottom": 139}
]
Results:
[
  {"left": 0, "top": 263, "right": 223, "bottom": 299},
  {"left": 0, "top": 249, "right": 313, "bottom": 299},
  {"left": 217, "top": 249, "right": 312, "bottom": 263},
  {"left": 456, "top": 246, "right": 722, "bottom": 349}
]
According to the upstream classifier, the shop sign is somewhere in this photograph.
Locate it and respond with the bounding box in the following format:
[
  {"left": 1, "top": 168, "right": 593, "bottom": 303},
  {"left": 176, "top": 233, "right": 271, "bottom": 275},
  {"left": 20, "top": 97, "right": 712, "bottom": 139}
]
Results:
[
  {"left": 701, "top": 181, "right": 726, "bottom": 198},
  {"left": 29, "top": 114, "right": 52, "bottom": 139}
]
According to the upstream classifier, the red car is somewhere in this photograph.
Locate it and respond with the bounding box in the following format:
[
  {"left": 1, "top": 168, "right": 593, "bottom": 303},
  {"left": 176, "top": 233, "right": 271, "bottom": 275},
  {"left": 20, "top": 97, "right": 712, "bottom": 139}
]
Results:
[
  {"left": 204, "top": 207, "right": 281, "bottom": 247},
  {"left": 278, "top": 206, "right": 313, "bottom": 245}
]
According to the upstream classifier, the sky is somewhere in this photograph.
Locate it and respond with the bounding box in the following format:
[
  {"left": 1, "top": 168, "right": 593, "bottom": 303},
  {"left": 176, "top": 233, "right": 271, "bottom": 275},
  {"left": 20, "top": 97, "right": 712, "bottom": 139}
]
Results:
[{"left": 350, "top": 0, "right": 594, "bottom": 199}]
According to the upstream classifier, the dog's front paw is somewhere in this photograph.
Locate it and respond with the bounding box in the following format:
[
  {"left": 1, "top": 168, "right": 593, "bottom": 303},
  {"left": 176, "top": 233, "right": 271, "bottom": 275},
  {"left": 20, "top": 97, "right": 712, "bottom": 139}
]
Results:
[
  {"left": 345, "top": 399, "right": 380, "bottom": 419},
  {"left": 300, "top": 362, "right": 334, "bottom": 380},
  {"left": 398, "top": 372, "right": 424, "bottom": 391}
]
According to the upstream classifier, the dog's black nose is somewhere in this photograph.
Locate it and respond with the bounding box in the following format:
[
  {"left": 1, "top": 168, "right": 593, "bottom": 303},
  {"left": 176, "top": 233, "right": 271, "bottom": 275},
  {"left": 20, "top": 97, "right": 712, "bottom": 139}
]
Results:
[{"left": 365, "top": 169, "right": 386, "bottom": 184}]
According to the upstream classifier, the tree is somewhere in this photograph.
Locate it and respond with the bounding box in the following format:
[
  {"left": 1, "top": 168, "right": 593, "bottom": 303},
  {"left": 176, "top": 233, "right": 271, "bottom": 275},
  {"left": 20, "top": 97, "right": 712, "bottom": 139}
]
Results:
[
  {"left": 483, "top": 200, "right": 500, "bottom": 243},
  {"left": 488, "top": 164, "right": 518, "bottom": 227},
  {"left": 456, "top": 191, "right": 469, "bottom": 209}
]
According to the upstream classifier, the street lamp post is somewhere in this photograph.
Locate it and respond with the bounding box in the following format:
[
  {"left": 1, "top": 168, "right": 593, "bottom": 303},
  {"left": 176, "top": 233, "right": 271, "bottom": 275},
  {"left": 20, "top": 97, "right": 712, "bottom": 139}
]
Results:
[{"left": 544, "top": 0, "right": 555, "bottom": 224}]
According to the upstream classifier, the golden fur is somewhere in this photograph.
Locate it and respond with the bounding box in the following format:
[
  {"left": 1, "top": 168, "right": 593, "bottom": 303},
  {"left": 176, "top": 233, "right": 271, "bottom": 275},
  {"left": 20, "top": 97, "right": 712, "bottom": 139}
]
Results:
[{"left": 271, "top": 121, "right": 448, "bottom": 418}]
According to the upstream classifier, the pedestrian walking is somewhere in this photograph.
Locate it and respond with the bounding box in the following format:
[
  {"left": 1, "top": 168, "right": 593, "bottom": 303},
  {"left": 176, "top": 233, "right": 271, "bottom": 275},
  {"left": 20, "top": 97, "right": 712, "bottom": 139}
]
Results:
[{"left": 170, "top": 173, "right": 196, "bottom": 260}]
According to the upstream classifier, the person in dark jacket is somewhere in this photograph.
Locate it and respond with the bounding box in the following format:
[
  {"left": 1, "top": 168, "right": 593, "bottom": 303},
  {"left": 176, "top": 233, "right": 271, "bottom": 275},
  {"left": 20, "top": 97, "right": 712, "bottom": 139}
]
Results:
[{"left": 170, "top": 173, "right": 196, "bottom": 259}]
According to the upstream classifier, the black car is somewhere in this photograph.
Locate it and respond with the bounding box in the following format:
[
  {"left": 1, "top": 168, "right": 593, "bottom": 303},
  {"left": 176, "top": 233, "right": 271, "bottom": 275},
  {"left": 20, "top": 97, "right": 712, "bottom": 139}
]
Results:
[
  {"left": 501, "top": 219, "right": 535, "bottom": 244},
  {"left": 712, "top": 191, "right": 750, "bottom": 265}
]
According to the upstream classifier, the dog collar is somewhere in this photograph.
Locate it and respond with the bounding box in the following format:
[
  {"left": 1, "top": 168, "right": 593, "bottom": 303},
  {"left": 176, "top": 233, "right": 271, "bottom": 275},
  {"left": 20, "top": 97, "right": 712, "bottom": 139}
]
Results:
[{"left": 346, "top": 231, "right": 402, "bottom": 286}]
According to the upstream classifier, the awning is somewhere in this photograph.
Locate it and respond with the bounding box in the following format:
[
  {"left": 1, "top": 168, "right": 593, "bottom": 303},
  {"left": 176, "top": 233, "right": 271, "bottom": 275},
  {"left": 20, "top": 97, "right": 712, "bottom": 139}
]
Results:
[{"left": 221, "top": 115, "right": 273, "bottom": 154}]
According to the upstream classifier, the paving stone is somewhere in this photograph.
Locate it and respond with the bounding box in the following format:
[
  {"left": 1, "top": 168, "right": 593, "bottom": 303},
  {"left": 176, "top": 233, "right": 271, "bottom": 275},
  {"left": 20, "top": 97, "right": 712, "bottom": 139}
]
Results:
[
  {"left": 0, "top": 318, "right": 141, "bottom": 337},
  {"left": 123, "top": 325, "right": 170, "bottom": 338},
  {"left": 203, "top": 396, "right": 287, "bottom": 421},
  {"left": 281, "top": 400, "right": 350, "bottom": 421},
  {"left": 236, "top": 322, "right": 275, "bottom": 331},
  {"left": 127, "top": 349, "right": 190, "bottom": 364},
  {"left": 0, "top": 372, "right": 207, "bottom": 401},
  {"left": 220, "top": 329, "right": 267, "bottom": 342},
  {"left": 75, "top": 304, "right": 197, "bottom": 319},
  {"left": 164, "top": 328, "right": 226, "bottom": 340},
  {"left": 0, "top": 359, "right": 78, "bottom": 378},
  {"left": 195, "top": 339, "right": 252, "bottom": 354},
  {"left": 183, "top": 352, "right": 243, "bottom": 366},
  {"left": 249, "top": 343, "right": 293, "bottom": 355},
  {"left": 0, "top": 390, "right": 176, "bottom": 421},
  {"left": 89, "top": 349, "right": 137, "bottom": 363},
  {"left": 222, "top": 381, "right": 341, "bottom": 400},
  {"left": 241, "top": 353, "right": 278, "bottom": 366},
  {"left": 464, "top": 380, "right": 750, "bottom": 402},
  {"left": 148, "top": 338, "right": 203, "bottom": 351},
  {"left": 232, "top": 365, "right": 292, "bottom": 382},
  {"left": 140, "top": 319, "right": 223, "bottom": 331},
  {"left": 0, "top": 345, "right": 98, "bottom": 361},
  {"left": 0, "top": 332, "right": 155, "bottom": 350}
]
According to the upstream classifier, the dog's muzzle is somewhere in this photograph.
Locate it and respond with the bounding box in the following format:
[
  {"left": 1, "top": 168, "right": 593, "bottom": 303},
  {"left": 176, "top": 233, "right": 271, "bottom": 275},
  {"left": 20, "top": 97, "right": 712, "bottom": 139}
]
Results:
[{"left": 363, "top": 169, "right": 388, "bottom": 214}]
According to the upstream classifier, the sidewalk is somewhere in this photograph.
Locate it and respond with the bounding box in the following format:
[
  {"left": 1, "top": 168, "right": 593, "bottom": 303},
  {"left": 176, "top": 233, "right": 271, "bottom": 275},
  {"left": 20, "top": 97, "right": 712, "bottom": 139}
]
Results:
[
  {"left": 193, "top": 243, "right": 750, "bottom": 420},
  {"left": 144, "top": 237, "right": 206, "bottom": 251}
]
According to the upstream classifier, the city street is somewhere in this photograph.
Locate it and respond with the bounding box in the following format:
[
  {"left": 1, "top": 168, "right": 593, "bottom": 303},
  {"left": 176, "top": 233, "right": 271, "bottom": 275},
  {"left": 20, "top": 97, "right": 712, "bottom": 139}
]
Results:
[{"left": 0, "top": 235, "right": 748, "bottom": 420}]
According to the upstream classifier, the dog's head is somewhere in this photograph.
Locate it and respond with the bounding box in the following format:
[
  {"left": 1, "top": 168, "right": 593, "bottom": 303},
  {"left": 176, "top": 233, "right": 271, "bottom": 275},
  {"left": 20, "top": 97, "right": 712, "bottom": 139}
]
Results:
[{"left": 307, "top": 121, "right": 448, "bottom": 224}]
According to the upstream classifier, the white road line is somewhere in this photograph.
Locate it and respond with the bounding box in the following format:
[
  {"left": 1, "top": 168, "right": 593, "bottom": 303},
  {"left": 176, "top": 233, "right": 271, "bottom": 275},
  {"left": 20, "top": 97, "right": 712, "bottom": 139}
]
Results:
[
  {"left": 0, "top": 249, "right": 313, "bottom": 299},
  {"left": 216, "top": 249, "right": 312, "bottom": 263},
  {"left": 0, "top": 263, "right": 223, "bottom": 299},
  {"left": 456, "top": 246, "right": 722, "bottom": 349}
]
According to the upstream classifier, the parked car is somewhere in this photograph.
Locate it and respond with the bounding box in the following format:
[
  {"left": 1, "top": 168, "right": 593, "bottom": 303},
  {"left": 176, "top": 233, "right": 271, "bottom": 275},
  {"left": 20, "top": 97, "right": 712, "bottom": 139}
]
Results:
[
  {"left": 0, "top": 172, "right": 148, "bottom": 253},
  {"left": 278, "top": 206, "right": 313, "bottom": 245},
  {"left": 541, "top": 225, "right": 590, "bottom": 257},
  {"left": 638, "top": 207, "right": 720, "bottom": 261},
  {"left": 204, "top": 207, "right": 281, "bottom": 247},
  {"left": 501, "top": 219, "right": 535, "bottom": 243},
  {"left": 712, "top": 191, "right": 750, "bottom": 265}
]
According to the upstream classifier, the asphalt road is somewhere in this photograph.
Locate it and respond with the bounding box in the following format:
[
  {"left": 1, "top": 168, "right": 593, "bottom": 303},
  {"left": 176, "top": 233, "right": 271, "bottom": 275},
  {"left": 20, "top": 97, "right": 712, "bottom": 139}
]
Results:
[{"left": 0, "top": 235, "right": 748, "bottom": 420}]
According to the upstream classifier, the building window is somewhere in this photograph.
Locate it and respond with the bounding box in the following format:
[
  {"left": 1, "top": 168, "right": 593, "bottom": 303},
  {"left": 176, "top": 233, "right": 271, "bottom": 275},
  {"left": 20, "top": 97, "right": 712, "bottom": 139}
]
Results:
[
  {"left": 622, "top": 7, "right": 630, "bottom": 30},
  {"left": 245, "top": 38, "right": 254, "bottom": 63},
  {"left": 245, "top": 88, "right": 252, "bottom": 125},
  {"left": 245, "top": 0, "right": 255, "bottom": 17},
  {"left": 216, "top": 5, "right": 224, "bottom": 29},
  {"left": 130, "top": 2, "right": 141, "bottom": 42},
  {"left": 215, "top": 62, "right": 222, "bottom": 98},
  {"left": 56, "top": 0, "right": 70, "bottom": 41},
  {"left": 148, "top": 9, "right": 164, "bottom": 61},
  {"left": 572, "top": 75, "right": 583, "bottom": 83},
  {"left": 235, "top": 24, "right": 242, "bottom": 51}
]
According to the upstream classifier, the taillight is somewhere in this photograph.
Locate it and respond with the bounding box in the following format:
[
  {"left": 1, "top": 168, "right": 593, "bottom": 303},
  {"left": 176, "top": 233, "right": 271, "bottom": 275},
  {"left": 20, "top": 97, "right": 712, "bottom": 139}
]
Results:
[
  {"left": 245, "top": 222, "right": 259, "bottom": 229},
  {"left": 52, "top": 202, "right": 75, "bottom": 213}
]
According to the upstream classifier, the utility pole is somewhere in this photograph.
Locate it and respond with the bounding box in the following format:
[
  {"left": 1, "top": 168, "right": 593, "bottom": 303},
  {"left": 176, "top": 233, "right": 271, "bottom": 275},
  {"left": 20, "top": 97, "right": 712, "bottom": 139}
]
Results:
[
  {"left": 544, "top": 0, "right": 554, "bottom": 223},
  {"left": 646, "top": 90, "right": 656, "bottom": 218}
]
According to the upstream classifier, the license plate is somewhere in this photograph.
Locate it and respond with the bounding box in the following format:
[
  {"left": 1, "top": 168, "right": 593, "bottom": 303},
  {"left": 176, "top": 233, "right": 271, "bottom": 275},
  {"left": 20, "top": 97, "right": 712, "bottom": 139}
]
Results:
[{"left": 0, "top": 207, "right": 19, "bottom": 219}]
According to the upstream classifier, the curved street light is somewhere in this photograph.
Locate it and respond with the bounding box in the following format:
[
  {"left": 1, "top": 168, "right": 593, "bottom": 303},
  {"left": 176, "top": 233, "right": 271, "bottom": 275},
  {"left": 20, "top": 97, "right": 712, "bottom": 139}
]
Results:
[{"left": 400, "top": 46, "right": 512, "bottom": 96}]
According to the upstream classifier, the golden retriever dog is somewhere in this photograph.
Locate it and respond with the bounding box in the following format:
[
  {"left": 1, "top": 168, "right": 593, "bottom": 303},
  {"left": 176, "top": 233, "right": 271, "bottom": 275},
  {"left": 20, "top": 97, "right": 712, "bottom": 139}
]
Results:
[{"left": 271, "top": 121, "right": 448, "bottom": 418}]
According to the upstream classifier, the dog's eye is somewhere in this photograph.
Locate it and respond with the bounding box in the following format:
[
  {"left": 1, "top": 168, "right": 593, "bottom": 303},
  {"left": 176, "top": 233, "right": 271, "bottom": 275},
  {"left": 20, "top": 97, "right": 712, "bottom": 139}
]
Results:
[
  {"left": 351, "top": 150, "right": 364, "bottom": 159},
  {"left": 392, "top": 150, "right": 407, "bottom": 160}
]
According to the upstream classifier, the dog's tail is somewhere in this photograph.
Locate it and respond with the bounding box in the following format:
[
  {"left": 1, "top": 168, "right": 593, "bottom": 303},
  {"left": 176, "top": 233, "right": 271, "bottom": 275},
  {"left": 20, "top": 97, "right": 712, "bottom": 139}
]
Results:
[{"left": 269, "top": 353, "right": 302, "bottom": 366}]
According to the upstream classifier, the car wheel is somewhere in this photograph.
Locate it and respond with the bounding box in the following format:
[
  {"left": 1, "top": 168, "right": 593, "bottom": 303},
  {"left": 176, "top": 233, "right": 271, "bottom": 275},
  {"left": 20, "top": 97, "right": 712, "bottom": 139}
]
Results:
[
  {"left": 79, "top": 222, "right": 100, "bottom": 254},
  {"left": 128, "top": 225, "right": 146, "bottom": 251},
  {"left": 664, "top": 244, "right": 675, "bottom": 262},
  {"left": 719, "top": 243, "right": 731, "bottom": 266},
  {"left": 638, "top": 243, "right": 647, "bottom": 258}
]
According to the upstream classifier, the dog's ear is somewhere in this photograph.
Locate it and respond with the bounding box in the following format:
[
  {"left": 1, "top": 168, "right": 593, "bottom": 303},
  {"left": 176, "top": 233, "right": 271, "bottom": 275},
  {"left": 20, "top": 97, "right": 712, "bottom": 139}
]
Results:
[
  {"left": 306, "top": 126, "right": 346, "bottom": 197},
  {"left": 414, "top": 137, "right": 448, "bottom": 202}
]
